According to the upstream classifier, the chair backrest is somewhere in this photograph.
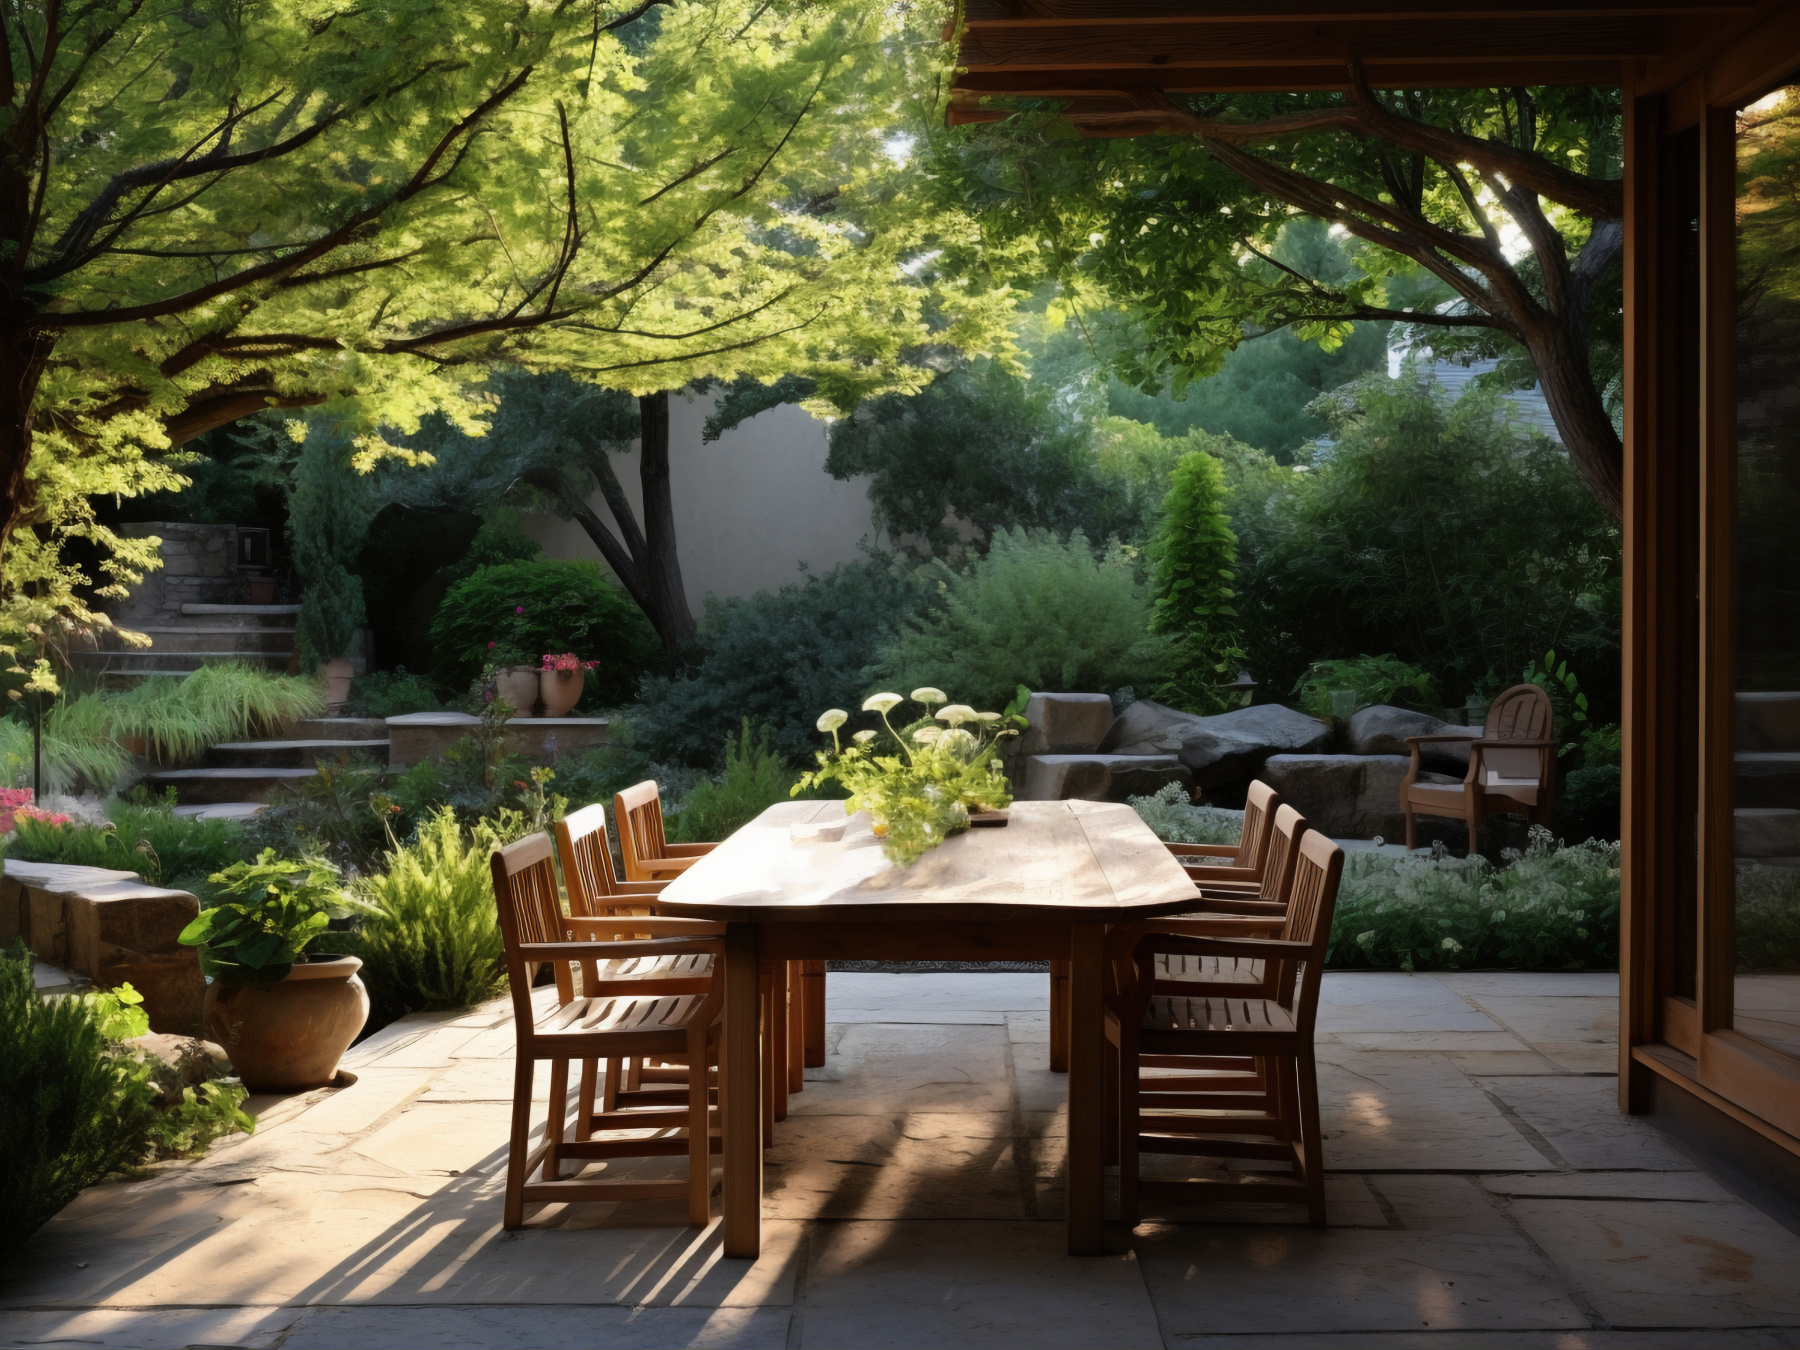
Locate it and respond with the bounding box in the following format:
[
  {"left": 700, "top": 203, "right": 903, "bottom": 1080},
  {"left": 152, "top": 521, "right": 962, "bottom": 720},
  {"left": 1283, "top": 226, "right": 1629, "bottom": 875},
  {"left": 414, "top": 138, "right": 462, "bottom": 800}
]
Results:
[
  {"left": 614, "top": 780, "right": 670, "bottom": 882},
  {"left": 1280, "top": 830, "right": 1346, "bottom": 1028},
  {"left": 1482, "top": 683, "right": 1555, "bottom": 783},
  {"left": 490, "top": 832, "right": 576, "bottom": 1026},
  {"left": 554, "top": 802, "right": 635, "bottom": 918},
  {"left": 1235, "top": 780, "right": 1279, "bottom": 870},
  {"left": 1257, "top": 804, "right": 1309, "bottom": 905}
]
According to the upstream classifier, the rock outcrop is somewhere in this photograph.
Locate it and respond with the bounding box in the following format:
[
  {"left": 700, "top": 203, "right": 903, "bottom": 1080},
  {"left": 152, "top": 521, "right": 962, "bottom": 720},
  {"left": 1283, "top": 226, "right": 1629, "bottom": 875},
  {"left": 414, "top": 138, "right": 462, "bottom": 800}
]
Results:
[
  {"left": 1262, "top": 754, "right": 1413, "bottom": 840},
  {"left": 1347, "top": 704, "right": 1480, "bottom": 772}
]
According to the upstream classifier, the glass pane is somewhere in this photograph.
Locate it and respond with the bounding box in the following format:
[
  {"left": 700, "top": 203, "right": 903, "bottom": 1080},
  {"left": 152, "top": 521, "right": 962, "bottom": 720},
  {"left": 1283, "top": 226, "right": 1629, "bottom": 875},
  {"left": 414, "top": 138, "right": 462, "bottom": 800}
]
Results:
[{"left": 1734, "top": 83, "right": 1800, "bottom": 1056}]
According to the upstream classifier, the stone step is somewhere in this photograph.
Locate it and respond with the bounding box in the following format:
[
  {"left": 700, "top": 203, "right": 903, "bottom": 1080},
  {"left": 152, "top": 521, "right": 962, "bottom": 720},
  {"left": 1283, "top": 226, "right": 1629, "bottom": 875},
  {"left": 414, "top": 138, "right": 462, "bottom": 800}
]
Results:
[
  {"left": 71, "top": 650, "right": 290, "bottom": 672},
  {"left": 175, "top": 603, "right": 302, "bottom": 629},
  {"left": 386, "top": 713, "right": 612, "bottom": 768},
  {"left": 207, "top": 739, "right": 389, "bottom": 768},
  {"left": 1739, "top": 692, "right": 1800, "bottom": 752},
  {"left": 147, "top": 766, "right": 321, "bottom": 805},
  {"left": 1736, "top": 752, "right": 1800, "bottom": 809},
  {"left": 296, "top": 717, "right": 389, "bottom": 742},
  {"left": 171, "top": 802, "right": 266, "bottom": 821},
  {"left": 1736, "top": 807, "right": 1800, "bottom": 857},
  {"left": 95, "top": 629, "right": 294, "bottom": 655},
  {"left": 1018, "top": 753, "right": 1192, "bottom": 803}
]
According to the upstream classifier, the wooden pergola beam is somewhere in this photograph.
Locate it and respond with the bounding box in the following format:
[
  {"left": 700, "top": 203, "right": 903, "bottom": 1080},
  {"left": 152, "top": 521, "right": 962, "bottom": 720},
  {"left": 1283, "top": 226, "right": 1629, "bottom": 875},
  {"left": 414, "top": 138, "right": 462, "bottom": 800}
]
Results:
[
  {"left": 963, "top": 0, "right": 1748, "bottom": 21},
  {"left": 951, "top": 61, "right": 1628, "bottom": 98}
]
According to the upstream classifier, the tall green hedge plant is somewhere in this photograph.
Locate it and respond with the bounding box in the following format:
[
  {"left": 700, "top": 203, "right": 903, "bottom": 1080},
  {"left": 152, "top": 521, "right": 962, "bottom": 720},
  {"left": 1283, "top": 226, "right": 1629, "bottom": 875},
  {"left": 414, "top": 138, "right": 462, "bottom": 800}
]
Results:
[{"left": 1150, "top": 452, "right": 1245, "bottom": 712}]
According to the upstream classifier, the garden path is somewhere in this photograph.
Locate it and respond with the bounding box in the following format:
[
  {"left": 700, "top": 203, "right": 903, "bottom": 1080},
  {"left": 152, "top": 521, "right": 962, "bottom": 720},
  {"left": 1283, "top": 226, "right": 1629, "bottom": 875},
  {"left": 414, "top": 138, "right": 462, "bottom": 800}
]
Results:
[{"left": 4, "top": 971, "right": 1800, "bottom": 1349}]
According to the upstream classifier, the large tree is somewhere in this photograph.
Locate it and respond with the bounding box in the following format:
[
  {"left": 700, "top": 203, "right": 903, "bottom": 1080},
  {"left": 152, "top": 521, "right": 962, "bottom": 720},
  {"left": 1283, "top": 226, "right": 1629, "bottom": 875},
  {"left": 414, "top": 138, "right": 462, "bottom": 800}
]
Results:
[
  {"left": 934, "top": 79, "right": 1628, "bottom": 517},
  {"left": 0, "top": 0, "right": 1008, "bottom": 653}
]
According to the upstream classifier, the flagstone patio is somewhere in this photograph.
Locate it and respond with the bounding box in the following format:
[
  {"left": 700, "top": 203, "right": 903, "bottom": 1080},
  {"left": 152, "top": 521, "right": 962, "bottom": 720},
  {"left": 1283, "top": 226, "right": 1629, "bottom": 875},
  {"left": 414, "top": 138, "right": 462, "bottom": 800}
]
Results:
[{"left": 4, "top": 970, "right": 1800, "bottom": 1349}]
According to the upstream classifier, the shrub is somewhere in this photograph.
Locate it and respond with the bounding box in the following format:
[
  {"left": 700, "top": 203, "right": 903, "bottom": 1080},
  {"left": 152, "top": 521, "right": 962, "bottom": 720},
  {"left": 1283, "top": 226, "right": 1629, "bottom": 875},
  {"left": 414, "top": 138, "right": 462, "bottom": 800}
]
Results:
[
  {"left": 326, "top": 809, "right": 511, "bottom": 1031},
  {"left": 429, "top": 559, "right": 658, "bottom": 703},
  {"left": 1127, "top": 782, "right": 1244, "bottom": 846},
  {"left": 671, "top": 721, "right": 797, "bottom": 843},
  {"left": 0, "top": 942, "right": 161, "bottom": 1264},
  {"left": 872, "top": 528, "right": 1175, "bottom": 715},
  {"left": 346, "top": 671, "right": 443, "bottom": 718},
  {"left": 1293, "top": 654, "right": 1438, "bottom": 719},
  {"left": 108, "top": 665, "right": 326, "bottom": 760},
  {"left": 632, "top": 555, "right": 925, "bottom": 767},
  {"left": 1149, "top": 451, "right": 1245, "bottom": 712},
  {"left": 6, "top": 790, "right": 250, "bottom": 899},
  {"left": 290, "top": 437, "right": 376, "bottom": 670}
]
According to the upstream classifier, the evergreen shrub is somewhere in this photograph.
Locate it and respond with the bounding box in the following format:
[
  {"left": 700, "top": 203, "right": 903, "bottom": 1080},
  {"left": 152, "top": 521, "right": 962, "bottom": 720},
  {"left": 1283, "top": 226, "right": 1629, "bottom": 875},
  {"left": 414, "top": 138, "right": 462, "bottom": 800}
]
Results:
[
  {"left": 1149, "top": 451, "right": 1244, "bottom": 711},
  {"left": 670, "top": 721, "right": 796, "bottom": 843}
]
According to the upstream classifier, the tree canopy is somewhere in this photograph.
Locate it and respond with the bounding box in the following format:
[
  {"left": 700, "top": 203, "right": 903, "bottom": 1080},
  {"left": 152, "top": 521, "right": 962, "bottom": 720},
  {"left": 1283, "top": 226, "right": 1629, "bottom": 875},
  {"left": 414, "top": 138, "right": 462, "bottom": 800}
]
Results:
[{"left": 1, "top": 0, "right": 1010, "bottom": 662}]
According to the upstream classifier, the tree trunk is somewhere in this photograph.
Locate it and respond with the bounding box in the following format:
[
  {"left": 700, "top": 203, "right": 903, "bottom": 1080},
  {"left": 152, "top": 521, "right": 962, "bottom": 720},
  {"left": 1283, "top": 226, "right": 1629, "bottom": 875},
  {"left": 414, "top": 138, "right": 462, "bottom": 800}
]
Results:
[
  {"left": 635, "top": 391, "right": 698, "bottom": 656},
  {"left": 1526, "top": 320, "right": 1625, "bottom": 521},
  {"left": 0, "top": 328, "right": 54, "bottom": 558}
]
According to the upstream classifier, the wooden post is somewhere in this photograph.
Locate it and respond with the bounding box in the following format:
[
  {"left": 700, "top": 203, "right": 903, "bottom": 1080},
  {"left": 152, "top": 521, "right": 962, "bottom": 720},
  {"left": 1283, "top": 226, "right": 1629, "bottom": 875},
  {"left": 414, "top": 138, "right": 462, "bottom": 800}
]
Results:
[
  {"left": 723, "top": 922, "right": 761, "bottom": 1259},
  {"left": 1066, "top": 922, "right": 1106, "bottom": 1255},
  {"left": 787, "top": 961, "right": 806, "bottom": 1093},
  {"left": 802, "top": 959, "right": 827, "bottom": 1068},
  {"left": 1049, "top": 959, "right": 1070, "bottom": 1073}
]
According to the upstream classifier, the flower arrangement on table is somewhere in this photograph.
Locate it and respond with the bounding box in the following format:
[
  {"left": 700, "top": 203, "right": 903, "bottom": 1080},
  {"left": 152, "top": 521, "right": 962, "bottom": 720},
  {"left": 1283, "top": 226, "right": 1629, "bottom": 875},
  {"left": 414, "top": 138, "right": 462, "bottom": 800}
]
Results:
[{"left": 793, "top": 687, "right": 1025, "bottom": 866}]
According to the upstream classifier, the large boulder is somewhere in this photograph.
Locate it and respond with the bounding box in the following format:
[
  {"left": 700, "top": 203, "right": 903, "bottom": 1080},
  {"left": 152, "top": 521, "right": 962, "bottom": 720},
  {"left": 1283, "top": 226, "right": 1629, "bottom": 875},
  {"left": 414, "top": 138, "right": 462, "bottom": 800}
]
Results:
[
  {"left": 1020, "top": 754, "right": 1193, "bottom": 803},
  {"left": 1175, "top": 704, "right": 1332, "bottom": 789},
  {"left": 1347, "top": 704, "right": 1481, "bottom": 773},
  {"left": 1262, "top": 754, "right": 1413, "bottom": 840},
  {"left": 1097, "top": 699, "right": 1208, "bottom": 756},
  {"left": 1016, "top": 693, "right": 1117, "bottom": 757}
]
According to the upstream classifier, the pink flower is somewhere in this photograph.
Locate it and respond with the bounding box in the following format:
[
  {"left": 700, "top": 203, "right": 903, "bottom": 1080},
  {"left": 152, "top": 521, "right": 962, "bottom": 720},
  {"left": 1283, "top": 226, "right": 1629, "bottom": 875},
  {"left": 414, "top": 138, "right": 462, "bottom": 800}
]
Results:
[
  {"left": 12, "top": 805, "right": 71, "bottom": 828},
  {"left": 487, "top": 641, "right": 496, "bottom": 649},
  {"left": 515, "top": 606, "right": 524, "bottom": 613}
]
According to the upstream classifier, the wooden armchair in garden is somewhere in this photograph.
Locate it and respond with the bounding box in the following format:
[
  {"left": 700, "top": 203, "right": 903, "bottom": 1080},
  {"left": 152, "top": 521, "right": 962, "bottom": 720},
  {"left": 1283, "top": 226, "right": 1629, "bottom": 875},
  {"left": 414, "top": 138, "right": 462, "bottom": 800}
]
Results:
[
  {"left": 490, "top": 832, "right": 724, "bottom": 1228},
  {"left": 1162, "top": 780, "right": 1280, "bottom": 894},
  {"left": 1400, "top": 683, "right": 1557, "bottom": 854},
  {"left": 614, "top": 780, "right": 717, "bottom": 881},
  {"left": 1103, "top": 829, "right": 1346, "bottom": 1226}
]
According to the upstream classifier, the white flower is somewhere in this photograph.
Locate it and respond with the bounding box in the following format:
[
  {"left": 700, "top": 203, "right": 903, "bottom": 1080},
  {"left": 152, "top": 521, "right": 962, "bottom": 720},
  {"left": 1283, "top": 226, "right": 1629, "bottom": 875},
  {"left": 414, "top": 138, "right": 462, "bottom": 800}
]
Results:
[
  {"left": 817, "top": 709, "right": 848, "bottom": 733},
  {"left": 863, "top": 692, "right": 904, "bottom": 714},
  {"left": 911, "top": 687, "right": 947, "bottom": 706},
  {"left": 936, "top": 704, "right": 977, "bottom": 727},
  {"left": 938, "top": 727, "right": 977, "bottom": 756},
  {"left": 912, "top": 725, "right": 943, "bottom": 744},
  {"left": 1441, "top": 937, "right": 1462, "bottom": 952},
  {"left": 975, "top": 711, "right": 1001, "bottom": 724},
  {"left": 852, "top": 730, "right": 877, "bottom": 744}
]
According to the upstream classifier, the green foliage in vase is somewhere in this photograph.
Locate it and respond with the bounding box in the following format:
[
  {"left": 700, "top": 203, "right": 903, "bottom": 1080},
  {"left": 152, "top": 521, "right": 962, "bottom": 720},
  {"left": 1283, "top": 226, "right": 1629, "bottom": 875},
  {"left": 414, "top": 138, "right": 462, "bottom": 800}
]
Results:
[
  {"left": 794, "top": 690, "right": 1022, "bottom": 866},
  {"left": 671, "top": 721, "right": 797, "bottom": 844},
  {"left": 632, "top": 556, "right": 927, "bottom": 767},
  {"left": 1292, "top": 655, "right": 1439, "bottom": 719},
  {"left": 325, "top": 809, "right": 512, "bottom": 1032},
  {"left": 1149, "top": 452, "right": 1246, "bottom": 712},
  {"left": 873, "top": 529, "right": 1175, "bottom": 715},
  {"left": 178, "top": 853, "right": 371, "bottom": 985},
  {"left": 429, "top": 560, "right": 658, "bottom": 701},
  {"left": 0, "top": 942, "right": 161, "bottom": 1263}
]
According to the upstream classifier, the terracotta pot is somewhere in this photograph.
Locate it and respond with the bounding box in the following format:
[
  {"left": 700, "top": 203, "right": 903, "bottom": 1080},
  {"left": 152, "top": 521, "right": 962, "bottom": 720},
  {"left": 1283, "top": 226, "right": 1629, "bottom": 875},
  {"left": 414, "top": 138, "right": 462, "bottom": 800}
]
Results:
[
  {"left": 203, "top": 955, "right": 369, "bottom": 1092},
  {"left": 539, "top": 667, "right": 584, "bottom": 717},
  {"left": 248, "top": 578, "right": 276, "bottom": 605},
  {"left": 495, "top": 664, "right": 542, "bottom": 716},
  {"left": 117, "top": 734, "right": 148, "bottom": 758},
  {"left": 322, "top": 656, "right": 354, "bottom": 708}
]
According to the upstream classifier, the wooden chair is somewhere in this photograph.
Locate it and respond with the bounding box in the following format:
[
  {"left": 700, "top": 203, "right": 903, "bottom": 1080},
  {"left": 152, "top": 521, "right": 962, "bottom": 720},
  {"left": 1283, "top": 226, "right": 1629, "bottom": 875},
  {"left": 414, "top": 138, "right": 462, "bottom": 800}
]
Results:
[
  {"left": 1401, "top": 683, "right": 1557, "bottom": 854},
  {"left": 1161, "top": 804, "right": 1311, "bottom": 993},
  {"left": 1104, "top": 829, "right": 1346, "bottom": 1226},
  {"left": 554, "top": 803, "right": 717, "bottom": 1127},
  {"left": 615, "top": 780, "right": 717, "bottom": 881},
  {"left": 491, "top": 831, "right": 724, "bottom": 1228},
  {"left": 1163, "top": 780, "right": 1280, "bottom": 893}
]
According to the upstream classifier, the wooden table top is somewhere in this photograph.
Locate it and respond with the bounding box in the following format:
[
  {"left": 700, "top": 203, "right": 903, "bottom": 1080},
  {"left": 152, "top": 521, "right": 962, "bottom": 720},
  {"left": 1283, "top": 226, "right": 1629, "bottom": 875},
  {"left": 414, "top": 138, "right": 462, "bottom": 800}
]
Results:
[{"left": 654, "top": 799, "right": 1199, "bottom": 923}]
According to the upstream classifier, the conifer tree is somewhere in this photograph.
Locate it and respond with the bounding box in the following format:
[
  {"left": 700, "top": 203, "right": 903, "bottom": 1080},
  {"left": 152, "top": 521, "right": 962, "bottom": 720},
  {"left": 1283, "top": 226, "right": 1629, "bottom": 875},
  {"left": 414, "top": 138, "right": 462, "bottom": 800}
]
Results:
[{"left": 1150, "top": 452, "right": 1245, "bottom": 713}]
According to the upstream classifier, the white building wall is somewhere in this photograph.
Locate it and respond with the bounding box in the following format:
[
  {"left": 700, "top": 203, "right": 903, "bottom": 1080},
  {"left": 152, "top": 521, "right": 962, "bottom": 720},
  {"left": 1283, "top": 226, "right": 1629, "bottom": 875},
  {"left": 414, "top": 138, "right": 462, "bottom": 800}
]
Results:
[{"left": 520, "top": 391, "right": 882, "bottom": 613}]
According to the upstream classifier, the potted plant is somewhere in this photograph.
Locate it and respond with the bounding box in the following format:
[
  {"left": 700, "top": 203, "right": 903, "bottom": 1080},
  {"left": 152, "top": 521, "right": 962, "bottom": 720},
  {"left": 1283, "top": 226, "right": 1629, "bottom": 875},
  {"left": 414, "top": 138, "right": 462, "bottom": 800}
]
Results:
[
  {"left": 794, "top": 688, "right": 1024, "bottom": 866},
  {"left": 481, "top": 651, "right": 541, "bottom": 717},
  {"left": 178, "top": 852, "right": 378, "bottom": 1092},
  {"left": 538, "top": 653, "right": 599, "bottom": 717}
]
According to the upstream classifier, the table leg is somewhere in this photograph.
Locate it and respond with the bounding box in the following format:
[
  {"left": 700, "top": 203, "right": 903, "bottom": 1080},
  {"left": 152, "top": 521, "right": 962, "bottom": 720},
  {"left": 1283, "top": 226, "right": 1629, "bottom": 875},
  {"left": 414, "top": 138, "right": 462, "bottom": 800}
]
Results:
[
  {"left": 723, "top": 922, "right": 762, "bottom": 1259},
  {"left": 802, "top": 960, "right": 827, "bottom": 1067},
  {"left": 1049, "top": 960, "right": 1070, "bottom": 1073},
  {"left": 787, "top": 961, "right": 806, "bottom": 1094},
  {"left": 1066, "top": 922, "right": 1106, "bottom": 1255}
]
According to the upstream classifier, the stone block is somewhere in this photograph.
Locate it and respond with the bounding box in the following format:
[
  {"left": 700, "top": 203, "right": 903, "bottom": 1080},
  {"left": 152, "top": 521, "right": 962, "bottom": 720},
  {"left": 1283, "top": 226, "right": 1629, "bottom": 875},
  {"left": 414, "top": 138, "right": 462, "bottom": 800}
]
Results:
[
  {"left": 386, "top": 712, "right": 612, "bottom": 769},
  {"left": 1019, "top": 753, "right": 1191, "bottom": 803},
  {"left": 1736, "top": 807, "right": 1800, "bottom": 857},
  {"left": 1262, "top": 753, "right": 1413, "bottom": 839},
  {"left": 1739, "top": 691, "right": 1800, "bottom": 752},
  {"left": 1177, "top": 703, "right": 1332, "bottom": 788},
  {"left": 1097, "top": 698, "right": 1206, "bottom": 756},
  {"left": 1015, "top": 693, "right": 1114, "bottom": 756},
  {"left": 1347, "top": 703, "right": 1480, "bottom": 771}
]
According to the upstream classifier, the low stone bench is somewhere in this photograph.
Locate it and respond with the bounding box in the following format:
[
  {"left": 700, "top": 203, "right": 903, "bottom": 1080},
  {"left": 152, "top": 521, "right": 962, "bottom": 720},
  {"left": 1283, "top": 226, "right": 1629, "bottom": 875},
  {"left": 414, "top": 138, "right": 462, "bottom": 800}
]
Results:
[
  {"left": 386, "top": 713, "right": 612, "bottom": 769},
  {"left": 0, "top": 859, "right": 203, "bottom": 1034}
]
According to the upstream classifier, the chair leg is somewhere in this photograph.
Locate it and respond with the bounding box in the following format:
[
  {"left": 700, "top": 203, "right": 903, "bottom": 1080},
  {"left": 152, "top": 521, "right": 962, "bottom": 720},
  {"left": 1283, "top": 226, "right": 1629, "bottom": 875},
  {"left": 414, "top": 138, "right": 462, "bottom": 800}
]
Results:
[
  {"left": 504, "top": 1055, "right": 535, "bottom": 1230},
  {"left": 1466, "top": 811, "right": 1480, "bottom": 859},
  {"left": 575, "top": 1059, "right": 598, "bottom": 1142},
  {"left": 544, "top": 1059, "right": 569, "bottom": 1181},
  {"left": 686, "top": 1028, "right": 713, "bottom": 1227},
  {"left": 602, "top": 1055, "right": 621, "bottom": 1113},
  {"left": 1294, "top": 1050, "right": 1327, "bottom": 1228},
  {"left": 1103, "top": 1035, "right": 1119, "bottom": 1167},
  {"left": 1404, "top": 805, "right": 1416, "bottom": 851}
]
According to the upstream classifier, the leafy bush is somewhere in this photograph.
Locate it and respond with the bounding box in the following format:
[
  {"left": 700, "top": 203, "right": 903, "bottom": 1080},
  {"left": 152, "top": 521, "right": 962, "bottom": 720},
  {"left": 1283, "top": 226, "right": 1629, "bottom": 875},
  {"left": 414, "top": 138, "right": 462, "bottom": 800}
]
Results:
[
  {"left": 1737, "top": 864, "right": 1800, "bottom": 972},
  {"left": 246, "top": 756, "right": 394, "bottom": 872},
  {"left": 1149, "top": 451, "right": 1244, "bottom": 712},
  {"left": 326, "top": 809, "right": 511, "bottom": 1031},
  {"left": 1127, "top": 782, "right": 1244, "bottom": 846},
  {"left": 632, "top": 555, "right": 925, "bottom": 767},
  {"left": 109, "top": 665, "right": 326, "bottom": 760},
  {"left": 1293, "top": 654, "right": 1438, "bottom": 718},
  {"left": 290, "top": 436, "right": 376, "bottom": 669},
  {"left": 5, "top": 790, "right": 250, "bottom": 898},
  {"left": 0, "top": 942, "right": 160, "bottom": 1264},
  {"left": 872, "top": 529, "right": 1175, "bottom": 715},
  {"left": 429, "top": 559, "right": 658, "bottom": 702},
  {"left": 671, "top": 721, "right": 796, "bottom": 843},
  {"left": 1229, "top": 374, "right": 1620, "bottom": 712},
  {"left": 346, "top": 671, "right": 442, "bottom": 718}
]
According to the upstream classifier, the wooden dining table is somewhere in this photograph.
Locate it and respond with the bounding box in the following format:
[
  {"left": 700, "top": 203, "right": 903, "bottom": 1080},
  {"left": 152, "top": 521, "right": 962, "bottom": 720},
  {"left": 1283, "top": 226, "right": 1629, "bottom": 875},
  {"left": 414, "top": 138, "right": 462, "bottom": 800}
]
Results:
[{"left": 655, "top": 797, "right": 1200, "bottom": 1257}]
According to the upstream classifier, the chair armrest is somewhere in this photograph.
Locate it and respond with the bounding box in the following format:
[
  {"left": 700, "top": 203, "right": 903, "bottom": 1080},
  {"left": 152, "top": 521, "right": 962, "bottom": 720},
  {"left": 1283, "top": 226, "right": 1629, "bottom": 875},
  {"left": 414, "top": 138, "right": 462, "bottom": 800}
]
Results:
[
  {"left": 566, "top": 917, "right": 728, "bottom": 938},
  {"left": 641, "top": 855, "right": 703, "bottom": 876},
  {"left": 1469, "top": 737, "right": 1559, "bottom": 749},
  {"left": 665, "top": 843, "right": 715, "bottom": 857},
  {"left": 1404, "top": 733, "right": 1481, "bottom": 744},
  {"left": 1136, "top": 934, "right": 1314, "bottom": 961},
  {"left": 615, "top": 880, "right": 666, "bottom": 896},
  {"left": 518, "top": 937, "right": 723, "bottom": 960},
  {"left": 1166, "top": 843, "right": 1238, "bottom": 859},
  {"left": 1157, "top": 916, "right": 1286, "bottom": 934},
  {"left": 1180, "top": 863, "right": 1259, "bottom": 883},
  {"left": 1187, "top": 895, "right": 1285, "bottom": 914}
]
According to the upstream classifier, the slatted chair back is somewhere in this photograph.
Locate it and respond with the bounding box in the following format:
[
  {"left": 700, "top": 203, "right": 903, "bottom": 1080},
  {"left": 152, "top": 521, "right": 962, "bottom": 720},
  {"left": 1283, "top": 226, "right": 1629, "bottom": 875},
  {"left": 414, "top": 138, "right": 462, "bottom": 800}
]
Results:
[
  {"left": 1275, "top": 830, "right": 1347, "bottom": 1020},
  {"left": 492, "top": 832, "right": 577, "bottom": 1019},
  {"left": 615, "top": 780, "right": 673, "bottom": 882},
  {"left": 554, "top": 803, "right": 639, "bottom": 918},
  {"left": 1482, "top": 683, "right": 1556, "bottom": 784},
  {"left": 1257, "top": 804, "right": 1308, "bottom": 906},
  {"left": 1236, "top": 780, "right": 1278, "bottom": 868}
]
